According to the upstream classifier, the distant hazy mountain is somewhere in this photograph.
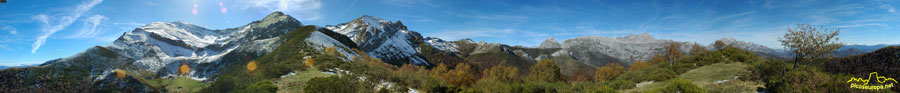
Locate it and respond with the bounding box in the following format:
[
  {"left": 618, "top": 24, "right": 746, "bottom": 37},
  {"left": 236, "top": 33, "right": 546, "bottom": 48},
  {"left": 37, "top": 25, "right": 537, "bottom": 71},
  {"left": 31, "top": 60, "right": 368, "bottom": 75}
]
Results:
[
  {"left": 832, "top": 44, "right": 900, "bottom": 57},
  {"left": 551, "top": 33, "right": 697, "bottom": 67},
  {"left": 713, "top": 37, "right": 790, "bottom": 59}
]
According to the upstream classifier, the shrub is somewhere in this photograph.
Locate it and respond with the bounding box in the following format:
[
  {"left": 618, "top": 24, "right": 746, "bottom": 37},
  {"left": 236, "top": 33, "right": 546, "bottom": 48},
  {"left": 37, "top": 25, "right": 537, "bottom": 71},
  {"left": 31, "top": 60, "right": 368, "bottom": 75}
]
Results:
[
  {"left": 628, "top": 59, "right": 652, "bottom": 71},
  {"left": 746, "top": 58, "right": 786, "bottom": 83},
  {"left": 647, "top": 78, "right": 705, "bottom": 93},
  {"left": 324, "top": 47, "right": 343, "bottom": 57},
  {"left": 602, "top": 79, "right": 635, "bottom": 90},
  {"left": 304, "top": 57, "right": 314, "bottom": 68},
  {"left": 468, "top": 79, "right": 515, "bottom": 93},
  {"left": 443, "top": 63, "right": 478, "bottom": 87},
  {"left": 240, "top": 80, "right": 277, "bottom": 93},
  {"left": 482, "top": 65, "right": 521, "bottom": 83},
  {"left": 689, "top": 43, "right": 709, "bottom": 55},
  {"left": 520, "top": 80, "right": 571, "bottom": 93},
  {"left": 616, "top": 66, "right": 677, "bottom": 82},
  {"left": 304, "top": 76, "right": 369, "bottom": 93},
  {"left": 527, "top": 59, "right": 561, "bottom": 82},
  {"left": 594, "top": 63, "right": 625, "bottom": 83},
  {"left": 570, "top": 82, "right": 617, "bottom": 93}
]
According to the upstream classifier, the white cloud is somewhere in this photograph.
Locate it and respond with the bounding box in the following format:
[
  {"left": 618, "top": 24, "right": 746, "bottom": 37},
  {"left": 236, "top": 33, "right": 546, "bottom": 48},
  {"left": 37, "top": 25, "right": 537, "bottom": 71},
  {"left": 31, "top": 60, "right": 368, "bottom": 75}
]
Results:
[
  {"left": 1, "top": 26, "right": 15, "bottom": 35},
  {"left": 68, "top": 15, "right": 107, "bottom": 38},
  {"left": 30, "top": 0, "right": 103, "bottom": 54},
  {"left": 238, "top": 0, "right": 322, "bottom": 21},
  {"left": 881, "top": 4, "right": 895, "bottom": 13}
]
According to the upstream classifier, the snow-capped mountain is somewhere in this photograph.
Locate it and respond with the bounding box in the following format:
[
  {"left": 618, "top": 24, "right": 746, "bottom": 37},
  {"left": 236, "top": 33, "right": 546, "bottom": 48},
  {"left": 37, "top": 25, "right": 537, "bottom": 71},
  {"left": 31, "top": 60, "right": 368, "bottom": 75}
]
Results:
[
  {"left": 103, "top": 11, "right": 302, "bottom": 79},
  {"left": 424, "top": 37, "right": 460, "bottom": 54},
  {"left": 324, "top": 15, "right": 429, "bottom": 65}
]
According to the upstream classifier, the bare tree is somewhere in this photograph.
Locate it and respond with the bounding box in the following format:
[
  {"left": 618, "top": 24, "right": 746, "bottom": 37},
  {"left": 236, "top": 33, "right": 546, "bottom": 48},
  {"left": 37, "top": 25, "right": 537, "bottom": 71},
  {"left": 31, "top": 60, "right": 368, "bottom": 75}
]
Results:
[
  {"left": 778, "top": 24, "right": 842, "bottom": 69},
  {"left": 713, "top": 40, "right": 727, "bottom": 50},
  {"left": 664, "top": 42, "right": 682, "bottom": 67}
]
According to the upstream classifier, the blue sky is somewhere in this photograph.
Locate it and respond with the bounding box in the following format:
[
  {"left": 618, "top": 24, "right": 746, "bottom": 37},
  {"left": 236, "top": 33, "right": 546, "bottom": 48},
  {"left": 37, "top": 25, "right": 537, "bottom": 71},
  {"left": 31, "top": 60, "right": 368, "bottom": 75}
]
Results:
[{"left": 0, "top": 0, "right": 899, "bottom": 65}]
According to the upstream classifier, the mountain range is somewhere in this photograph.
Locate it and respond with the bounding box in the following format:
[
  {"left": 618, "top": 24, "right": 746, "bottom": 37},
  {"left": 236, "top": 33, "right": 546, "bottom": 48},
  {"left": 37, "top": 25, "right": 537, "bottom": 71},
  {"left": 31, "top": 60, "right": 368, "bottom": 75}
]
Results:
[{"left": 0, "top": 11, "right": 893, "bottom": 92}]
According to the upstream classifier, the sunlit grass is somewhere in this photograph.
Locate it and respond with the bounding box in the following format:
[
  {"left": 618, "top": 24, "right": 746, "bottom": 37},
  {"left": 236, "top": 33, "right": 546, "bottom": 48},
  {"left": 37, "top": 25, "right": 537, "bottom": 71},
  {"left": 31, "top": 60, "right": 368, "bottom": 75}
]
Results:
[
  {"left": 161, "top": 77, "right": 206, "bottom": 93},
  {"left": 275, "top": 68, "right": 334, "bottom": 93}
]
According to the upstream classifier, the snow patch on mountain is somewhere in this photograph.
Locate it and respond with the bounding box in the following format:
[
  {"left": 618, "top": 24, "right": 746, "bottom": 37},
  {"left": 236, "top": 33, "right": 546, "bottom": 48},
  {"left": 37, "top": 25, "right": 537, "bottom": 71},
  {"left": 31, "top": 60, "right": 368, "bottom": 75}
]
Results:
[
  {"left": 305, "top": 31, "right": 359, "bottom": 60},
  {"left": 424, "top": 37, "right": 459, "bottom": 53},
  {"left": 325, "top": 15, "right": 429, "bottom": 65},
  {"left": 100, "top": 11, "right": 302, "bottom": 81}
]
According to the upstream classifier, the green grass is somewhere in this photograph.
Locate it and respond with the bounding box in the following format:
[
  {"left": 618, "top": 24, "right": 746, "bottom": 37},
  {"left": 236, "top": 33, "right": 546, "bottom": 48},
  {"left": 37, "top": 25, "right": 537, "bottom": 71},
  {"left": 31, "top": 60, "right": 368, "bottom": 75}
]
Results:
[
  {"left": 161, "top": 77, "right": 206, "bottom": 92},
  {"left": 276, "top": 68, "right": 334, "bottom": 93},
  {"left": 623, "top": 80, "right": 668, "bottom": 93},
  {"left": 623, "top": 62, "right": 761, "bottom": 93},
  {"left": 679, "top": 62, "right": 760, "bottom": 93},
  {"left": 679, "top": 63, "right": 749, "bottom": 83}
]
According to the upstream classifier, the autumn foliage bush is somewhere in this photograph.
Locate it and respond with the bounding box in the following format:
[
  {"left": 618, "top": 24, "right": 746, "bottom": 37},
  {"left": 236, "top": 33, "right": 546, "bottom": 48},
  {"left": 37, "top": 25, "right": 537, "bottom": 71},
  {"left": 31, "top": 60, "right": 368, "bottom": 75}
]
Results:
[
  {"left": 593, "top": 63, "right": 625, "bottom": 83},
  {"left": 527, "top": 59, "right": 561, "bottom": 82}
]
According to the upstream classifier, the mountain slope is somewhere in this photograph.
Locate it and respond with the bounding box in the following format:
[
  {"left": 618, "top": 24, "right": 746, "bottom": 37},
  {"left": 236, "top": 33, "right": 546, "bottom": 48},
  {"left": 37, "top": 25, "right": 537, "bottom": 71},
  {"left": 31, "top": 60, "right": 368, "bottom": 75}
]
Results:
[
  {"left": 713, "top": 37, "right": 789, "bottom": 59},
  {"left": 538, "top": 37, "right": 561, "bottom": 48},
  {"left": 104, "top": 11, "right": 302, "bottom": 80},
  {"left": 553, "top": 33, "right": 695, "bottom": 67},
  {"left": 325, "top": 15, "right": 429, "bottom": 66}
]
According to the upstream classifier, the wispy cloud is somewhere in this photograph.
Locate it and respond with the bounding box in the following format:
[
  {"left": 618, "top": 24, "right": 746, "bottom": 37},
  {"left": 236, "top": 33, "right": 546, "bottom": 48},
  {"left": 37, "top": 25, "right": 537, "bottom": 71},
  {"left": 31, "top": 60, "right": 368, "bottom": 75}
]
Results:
[
  {"left": 834, "top": 23, "right": 885, "bottom": 28},
  {"left": 237, "top": 0, "right": 322, "bottom": 21},
  {"left": 383, "top": 0, "right": 435, "bottom": 7},
  {"left": 427, "top": 28, "right": 546, "bottom": 41},
  {"left": 1, "top": 26, "right": 15, "bottom": 35},
  {"left": 67, "top": 15, "right": 107, "bottom": 38},
  {"left": 30, "top": 0, "right": 103, "bottom": 54},
  {"left": 448, "top": 12, "right": 528, "bottom": 22},
  {"left": 881, "top": 4, "right": 896, "bottom": 13}
]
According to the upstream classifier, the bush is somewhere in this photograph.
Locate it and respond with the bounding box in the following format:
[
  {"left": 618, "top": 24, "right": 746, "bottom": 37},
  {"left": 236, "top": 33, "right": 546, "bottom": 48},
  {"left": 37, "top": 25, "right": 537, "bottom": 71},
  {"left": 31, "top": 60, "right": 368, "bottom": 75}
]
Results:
[
  {"left": 647, "top": 78, "right": 705, "bottom": 93},
  {"left": 628, "top": 60, "right": 652, "bottom": 71},
  {"left": 482, "top": 65, "right": 521, "bottom": 83},
  {"left": 616, "top": 66, "right": 677, "bottom": 82},
  {"left": 240, "top": 80, "right": 277, "bottom": 93},
  {"left": 520, "top": 81, "right": 571, "bottom": 93},
  {"left": 570, "top": 82, "right": 616, "bottom": 93},
  {"left": 527, "top": 59, "right": 561, "bottom": 82},
  {"left": 324, "top": 47, "right": 343, "bottom": 57},
  {"left": 602, "top": 79, "right": 635, "bottom": 90},
  {"left": 746, "top": 58, "right": 786, "bottom": 83},
  {"left": 594, "top": 63, "right": 625, "bottom": 82},
  {"left": 303, "top": 76, "right": 369, "bottom": 93},
  {"left": 468, "top": 79, "right": 515, "bottom": 93}
]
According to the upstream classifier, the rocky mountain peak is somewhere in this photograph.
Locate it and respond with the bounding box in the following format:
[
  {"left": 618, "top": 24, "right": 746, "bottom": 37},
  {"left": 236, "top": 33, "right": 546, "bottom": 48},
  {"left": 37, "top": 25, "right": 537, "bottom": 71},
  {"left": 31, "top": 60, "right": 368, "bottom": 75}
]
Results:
[
  {"left": 618, "top": 32, "right": 655, "bottom": 42},
  {"left": 325, "top": 15, "right": 429, "bottom": 65},
  {"left": 254, "top": 11, "right": 303, "bottom": 28},
  {"left": 538, "top": 36, "right": 561, "bottom": 48}
]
